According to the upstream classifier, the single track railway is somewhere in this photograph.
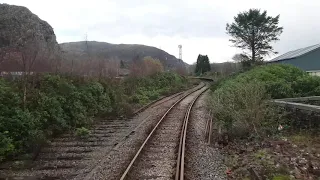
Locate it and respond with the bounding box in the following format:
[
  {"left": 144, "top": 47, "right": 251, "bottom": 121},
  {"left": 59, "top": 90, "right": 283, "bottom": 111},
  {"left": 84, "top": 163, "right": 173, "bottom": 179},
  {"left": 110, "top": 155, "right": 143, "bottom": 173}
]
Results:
[{"left": 120, "top": 85, "right": 208, "bottom": 180}]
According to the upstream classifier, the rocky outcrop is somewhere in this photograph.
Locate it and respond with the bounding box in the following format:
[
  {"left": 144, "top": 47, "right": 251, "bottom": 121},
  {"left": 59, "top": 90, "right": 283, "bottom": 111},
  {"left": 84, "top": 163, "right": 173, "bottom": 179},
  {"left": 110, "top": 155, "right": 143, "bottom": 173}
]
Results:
[{"left": 0, "top": 3, "right": 59, "bottom": 72}]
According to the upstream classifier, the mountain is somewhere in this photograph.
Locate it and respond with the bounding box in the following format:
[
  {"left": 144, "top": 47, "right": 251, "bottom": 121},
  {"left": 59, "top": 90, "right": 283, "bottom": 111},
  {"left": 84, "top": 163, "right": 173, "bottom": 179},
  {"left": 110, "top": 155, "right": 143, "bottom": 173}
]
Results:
[
  {"left": 0, "top": 3, "right": 59, "bottom": 72},
  {"left": 60, "top": 41, "right": 187, "bottom": 70}
]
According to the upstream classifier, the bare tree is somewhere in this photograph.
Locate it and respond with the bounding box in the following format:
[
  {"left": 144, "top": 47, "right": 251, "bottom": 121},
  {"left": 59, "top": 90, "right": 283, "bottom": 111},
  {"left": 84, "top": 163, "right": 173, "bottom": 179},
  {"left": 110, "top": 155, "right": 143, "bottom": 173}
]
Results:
[
  {"left": 129, "top": 55, "right": 144, "bottom": 77},
  {"left": 0, "top": 48, "right": 8, "bottom": 65},
  {"left": 174, "top": 63, "right": 188, "bottom": 76},
  {"left": 105, "top": 58, "right": 120, "bottom": 78},
  {"left": 0, "top": 40, "right": 18, "bottom": 72},
  {"left": 0, "top": 30, "right": 14, "bottom": 68},
  {"left": 97, "top": 58, "right": 105, "bottom": 79},
  {"left": 14, "top": 30, "right": 49, "bottom": 108},
  {"left": 143, "top": 56, "right": 164, "bottom": 75},
  {"left": 49, "top": 45, "right": 62, "bottom": 74},
  {"left": 3, "top": 22, "right": 55, "bottom": 107},
  {"left": 211, "top": 62, "right": 241, "bottom": 77}
]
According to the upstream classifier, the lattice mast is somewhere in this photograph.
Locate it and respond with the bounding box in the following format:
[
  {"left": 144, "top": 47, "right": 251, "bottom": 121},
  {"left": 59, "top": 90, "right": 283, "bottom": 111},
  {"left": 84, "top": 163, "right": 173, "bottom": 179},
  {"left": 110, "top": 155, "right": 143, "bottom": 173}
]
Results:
[{"left": 178, "top": 45, "right": 182, "bottom": 60}]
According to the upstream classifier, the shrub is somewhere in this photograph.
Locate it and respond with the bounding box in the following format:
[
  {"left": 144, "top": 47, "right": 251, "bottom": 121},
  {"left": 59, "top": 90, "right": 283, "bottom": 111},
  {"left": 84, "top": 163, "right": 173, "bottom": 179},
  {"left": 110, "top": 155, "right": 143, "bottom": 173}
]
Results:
[
  {"left": 0, "top": 132, "right": 15, "bottom": 161},
  {"left": 211, "top": 64, "right": 320, "bottom": 99},
  {"left": 78, "top": 81, "right": 111, "bottom": 116},
  {"left": 148, "top": 90, "right": 160, "bottom": 100},
  {"left": 31, "top": 93, "right": 66, "bottom": 135},
  {"left": 292, "top": 75, "right": 320, "bottom": 96},
  {"left": 272, "top": 175, "right": 291, "bottom": 180},
  {"left": 0, "top": 79, "right": 43, "bottom": 159},
  {"left": 123, "top": 72, "right": 188, "bottom": 105},
  {"left": 209, "top": 64, "right": 320, "bottom": 139},
  {"left": 210, "top": 80, "right": 282, "bottom": 138},
  {"left": 0, "top": 72, "right": 189, "bottom": 162},
  {"left": 75, "top": 127, "right": 90, "bottom": 138}
]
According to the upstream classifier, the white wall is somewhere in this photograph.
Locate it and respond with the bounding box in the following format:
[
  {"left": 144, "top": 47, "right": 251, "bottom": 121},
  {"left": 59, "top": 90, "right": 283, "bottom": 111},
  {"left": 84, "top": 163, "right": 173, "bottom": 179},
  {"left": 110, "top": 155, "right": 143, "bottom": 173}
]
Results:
[{"left": 307, "top": 71, "right": 320, "bottom": 76}]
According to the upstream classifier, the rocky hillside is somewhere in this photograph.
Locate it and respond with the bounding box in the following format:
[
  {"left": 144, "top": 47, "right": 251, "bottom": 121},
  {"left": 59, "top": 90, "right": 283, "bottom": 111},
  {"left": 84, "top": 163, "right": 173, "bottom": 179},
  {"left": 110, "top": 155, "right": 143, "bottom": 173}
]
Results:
[
  {"left": 0, "top": 3, "right": 59, "bottom": 72},
  {"left": 60, "top": 41, "right": 186, "bottom": 70}
]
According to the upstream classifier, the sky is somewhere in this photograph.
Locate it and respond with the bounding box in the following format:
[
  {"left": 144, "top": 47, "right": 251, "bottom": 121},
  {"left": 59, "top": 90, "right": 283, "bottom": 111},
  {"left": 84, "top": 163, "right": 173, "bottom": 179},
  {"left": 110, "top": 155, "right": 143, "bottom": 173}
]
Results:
[{"left": 1, "top": 0, "right": 320, "bottom": 64}]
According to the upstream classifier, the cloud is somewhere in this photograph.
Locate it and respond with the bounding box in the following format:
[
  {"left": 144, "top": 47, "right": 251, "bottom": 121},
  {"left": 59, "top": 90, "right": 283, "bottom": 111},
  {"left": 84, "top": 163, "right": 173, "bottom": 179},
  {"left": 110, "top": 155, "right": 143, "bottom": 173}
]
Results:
[{"left": 1, "top": 0, "right": 320, "bottom": 63}]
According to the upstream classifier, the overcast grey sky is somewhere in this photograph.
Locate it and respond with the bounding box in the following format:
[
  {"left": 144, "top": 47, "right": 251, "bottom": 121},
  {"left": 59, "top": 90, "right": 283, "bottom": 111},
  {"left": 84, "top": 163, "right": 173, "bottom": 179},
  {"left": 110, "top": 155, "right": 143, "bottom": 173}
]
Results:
[{"left": 1, "top": 0, "right": 320, "bottom": 64}]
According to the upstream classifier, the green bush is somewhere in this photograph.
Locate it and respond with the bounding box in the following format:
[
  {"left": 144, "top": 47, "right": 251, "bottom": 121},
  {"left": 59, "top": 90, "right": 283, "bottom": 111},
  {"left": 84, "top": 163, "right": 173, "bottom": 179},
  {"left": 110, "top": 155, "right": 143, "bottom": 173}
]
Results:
[
  {"left": 0, "top": 79, "right": 43, "bottom": 159},
  {"left": 292, "top": 75, "right": 320, "bottom": 96},
  {"left": 209, "top": 64, "right": 320, "bottom": 139},
  {"left": 75, "top": 127, "right": 91, "bottom": 138},
  {"left": 32, "top": 93, "right": 66, "bottom": 135},
  {"left": 0, "top": 131, "right": 14, "bottom": 161},
  {"left": 211, "top": 64, "right": 320, "bottom": 99},
  {"left": 78, "top": 81, "right": 112, "bottom": 116},
  {"left": 0, "top": 72, "right": 189, "bottom": 162},
  {"left": 123, "top": 72, "right": 188, "bottom": 105},
  {"left": 272, "top": 175, "right": 291, "bottom": 180},
  {"left": 209, "top": 80, "right": 282, "bottom": 138},
  {"left": 148, "top": 90, "right": 160, "bottom": 100}
]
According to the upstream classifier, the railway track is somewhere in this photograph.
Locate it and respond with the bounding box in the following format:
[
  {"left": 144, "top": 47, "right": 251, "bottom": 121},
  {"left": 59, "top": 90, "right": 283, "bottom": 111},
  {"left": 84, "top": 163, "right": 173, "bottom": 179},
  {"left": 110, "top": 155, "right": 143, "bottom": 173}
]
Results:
[
  {"left": 120, "top": 85, "right": 208, "bottom": 180},
  {"left": 0, "top": 84, "right": 204, "bottom": 180}
]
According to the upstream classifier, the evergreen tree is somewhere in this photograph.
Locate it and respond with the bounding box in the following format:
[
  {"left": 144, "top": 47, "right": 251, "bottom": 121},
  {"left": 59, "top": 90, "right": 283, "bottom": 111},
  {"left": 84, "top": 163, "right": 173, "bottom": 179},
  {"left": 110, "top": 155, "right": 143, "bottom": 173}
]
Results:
[
  {"left": 203, "top": 55, "right": 211, "bottom": 72},
  {"left": 195, "top": 54, "right": 201, "bottom": 75},
  {"left": 120, "top": 60, "right": 125, "bottom": 69},
  {"left": 195, "top": 54, "right": 211, "bottom": 75},
  {"left": 226, "top": 9, "right": 283, "bottom": 68}
]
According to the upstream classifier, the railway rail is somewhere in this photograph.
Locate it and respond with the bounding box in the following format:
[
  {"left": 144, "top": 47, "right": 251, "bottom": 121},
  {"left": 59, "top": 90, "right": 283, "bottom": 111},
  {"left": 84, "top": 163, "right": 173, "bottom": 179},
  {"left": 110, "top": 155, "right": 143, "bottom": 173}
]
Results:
[
  {"left": 120, "top": 85, "right": 208, "bottom": 180},
  {"left": 133, "top": 91, "right": 184, "bottom": 115}
]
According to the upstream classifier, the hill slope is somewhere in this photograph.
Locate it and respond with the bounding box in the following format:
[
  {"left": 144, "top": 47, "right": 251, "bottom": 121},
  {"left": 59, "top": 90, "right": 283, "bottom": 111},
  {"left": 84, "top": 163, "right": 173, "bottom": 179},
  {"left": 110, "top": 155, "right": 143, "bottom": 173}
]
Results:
[{"left": 60, "top": 41, "right": 186, "bottom": 70}]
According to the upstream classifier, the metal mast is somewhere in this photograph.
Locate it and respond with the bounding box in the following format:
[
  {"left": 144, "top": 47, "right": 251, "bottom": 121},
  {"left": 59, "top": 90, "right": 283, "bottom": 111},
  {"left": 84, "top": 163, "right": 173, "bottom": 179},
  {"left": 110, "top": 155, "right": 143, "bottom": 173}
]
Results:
[{"left": 178, "top": 45, "right": 182, "bottom": 60}]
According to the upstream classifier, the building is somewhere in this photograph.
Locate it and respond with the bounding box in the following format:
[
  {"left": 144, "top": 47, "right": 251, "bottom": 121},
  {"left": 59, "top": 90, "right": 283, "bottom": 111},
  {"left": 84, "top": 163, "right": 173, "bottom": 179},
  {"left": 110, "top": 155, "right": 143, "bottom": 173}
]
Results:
[{"left": 268, "top": 44, "right": 320, "bottom": 75}]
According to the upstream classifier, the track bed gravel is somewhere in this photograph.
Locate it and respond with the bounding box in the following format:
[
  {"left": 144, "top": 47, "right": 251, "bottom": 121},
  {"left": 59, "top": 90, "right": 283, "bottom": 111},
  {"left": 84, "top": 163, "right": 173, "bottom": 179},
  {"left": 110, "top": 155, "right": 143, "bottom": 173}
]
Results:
[{"left": 185, "top": 90, "right": 227, "bottom": 180}]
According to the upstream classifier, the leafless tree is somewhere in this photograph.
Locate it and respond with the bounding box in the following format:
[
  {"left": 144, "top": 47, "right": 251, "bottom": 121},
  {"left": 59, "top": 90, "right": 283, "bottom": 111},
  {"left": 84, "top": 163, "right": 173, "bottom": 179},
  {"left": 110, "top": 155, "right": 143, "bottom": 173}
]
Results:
[
  {"left": 210, "top": 61, "right": 241, "bottom": 78},
  {"left": 105, "top": 58, "right": 120, "bottom": 78},
  {"left": 49, "top": 44, "right": 62, "bottom": 74},
  {"left": 174, "top": 63, "right": 188, "bottom": 76},
  {"left": 143, "top": 56, "right": 164, "bottom": 76},
  {"left": 0, "top": 48, "right": 7, "bottom": 65},
  {"left": 15, "top": 30, "right": 49, "bottom": 108},
  {"left": 129, "top": 55, "right": 144, "bottom": 77}
]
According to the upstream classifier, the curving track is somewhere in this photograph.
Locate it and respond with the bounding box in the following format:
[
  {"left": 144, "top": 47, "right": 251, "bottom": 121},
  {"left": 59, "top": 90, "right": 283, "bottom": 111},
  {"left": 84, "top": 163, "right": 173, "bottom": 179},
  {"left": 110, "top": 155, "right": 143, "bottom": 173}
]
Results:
[{"left": 120, "top": 85, "right": 208, "bottom": 180}]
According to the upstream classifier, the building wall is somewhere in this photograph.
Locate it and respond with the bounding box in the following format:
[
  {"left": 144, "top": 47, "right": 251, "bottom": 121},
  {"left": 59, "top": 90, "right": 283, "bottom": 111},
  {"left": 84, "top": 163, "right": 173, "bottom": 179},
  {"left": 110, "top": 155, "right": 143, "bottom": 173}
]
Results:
[
  {"left": 269, "top": 48, "right": 320, "bottom": 71},
  {"left": 307, "top": 70, "right": 320, "bottom": 76}
]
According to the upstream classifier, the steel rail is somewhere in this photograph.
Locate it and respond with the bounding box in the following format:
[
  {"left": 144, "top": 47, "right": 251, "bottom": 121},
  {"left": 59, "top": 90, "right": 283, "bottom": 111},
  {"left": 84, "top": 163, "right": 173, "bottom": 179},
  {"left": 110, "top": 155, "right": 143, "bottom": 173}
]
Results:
[
  {"left": 133, "top": 91, "right": 184, "bottom": 115},
  {"left": 175, "top": 87, "right": 208, "bottom": 180},
  {"left": 119, "top": 84, "right": 206, "bottom": 180}
]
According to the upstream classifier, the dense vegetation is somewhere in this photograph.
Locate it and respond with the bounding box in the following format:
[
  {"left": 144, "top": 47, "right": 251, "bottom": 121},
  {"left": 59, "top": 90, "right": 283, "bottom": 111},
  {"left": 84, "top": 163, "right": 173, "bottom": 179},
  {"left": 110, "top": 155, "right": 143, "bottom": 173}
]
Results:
[
  {"left": 209, "top": 64, "right": 320, "bottom": 138},
  {"left": 209, "top": 64, "right": 320, "bottom": 179},
  {"left": 0, "top": 72, "right": 189, "bottom": 162}
]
